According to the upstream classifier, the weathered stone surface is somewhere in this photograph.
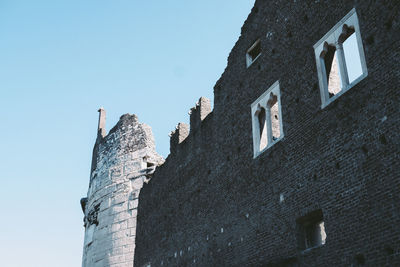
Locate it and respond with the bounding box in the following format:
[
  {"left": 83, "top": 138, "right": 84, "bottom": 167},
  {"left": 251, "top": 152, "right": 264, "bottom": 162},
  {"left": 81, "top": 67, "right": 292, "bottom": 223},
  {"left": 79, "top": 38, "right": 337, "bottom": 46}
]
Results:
[
  {"left": 80, "top": 0, "right": 400, "bottom": 266},
  {"left": 133, "top": 1, "right": 400, "bottom": 266},
  {"left": 81, "top": 112, "right": 162, "bottom": 267}
]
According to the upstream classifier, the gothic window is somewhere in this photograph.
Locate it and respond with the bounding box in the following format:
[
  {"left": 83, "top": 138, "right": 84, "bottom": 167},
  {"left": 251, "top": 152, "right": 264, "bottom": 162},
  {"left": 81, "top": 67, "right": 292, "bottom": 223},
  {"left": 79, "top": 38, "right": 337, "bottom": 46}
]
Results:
[
  {"left": 314, "top": 8, "right": 368, "bottom": 108},
  {"left": 251, "top": 81, "right": 284, "bottom": 158}
]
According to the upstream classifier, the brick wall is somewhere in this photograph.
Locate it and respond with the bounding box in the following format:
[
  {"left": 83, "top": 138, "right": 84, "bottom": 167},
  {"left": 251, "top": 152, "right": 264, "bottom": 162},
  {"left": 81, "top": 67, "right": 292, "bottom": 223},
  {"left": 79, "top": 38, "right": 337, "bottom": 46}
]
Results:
[{"left": 134, "top": 1, "right": 400, "bottom": 266}]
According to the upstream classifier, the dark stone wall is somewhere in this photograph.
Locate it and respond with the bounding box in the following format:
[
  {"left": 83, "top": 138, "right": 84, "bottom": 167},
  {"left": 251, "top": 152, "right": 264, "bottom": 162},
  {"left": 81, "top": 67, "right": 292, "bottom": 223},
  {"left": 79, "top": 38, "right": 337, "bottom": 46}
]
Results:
[{"left": 134, "top": 0, "right": 400, "bottom": 266}]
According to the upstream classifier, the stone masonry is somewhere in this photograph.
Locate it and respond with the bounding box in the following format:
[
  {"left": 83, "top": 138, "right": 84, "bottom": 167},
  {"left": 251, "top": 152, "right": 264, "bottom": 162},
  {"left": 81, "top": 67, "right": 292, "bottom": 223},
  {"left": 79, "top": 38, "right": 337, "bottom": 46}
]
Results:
[
  {"left": 81, "top": 109, "right": 163, "bottom": 267},
  {"left": 81, "top": 0, "right": 399, "bottom": 266},
  {"left": 134, "top": 1, "right": 400, "bottom": 266}
]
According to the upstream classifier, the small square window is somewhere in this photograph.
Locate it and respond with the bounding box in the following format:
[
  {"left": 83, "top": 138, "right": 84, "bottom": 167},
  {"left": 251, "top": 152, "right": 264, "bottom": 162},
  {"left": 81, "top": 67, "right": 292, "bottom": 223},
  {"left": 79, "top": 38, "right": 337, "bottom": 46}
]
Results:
[
  {"left": 246, "top": 39, "right": 261, "bottom": 67},
  {"left": 251, "top": 81, "right": 284, "bottom": 158},
  {"left": 313, "top": 8, "right": 368, "bottom": 108},
  {"left": 297, "top": 209, "right": 327, "bottom": 251}
]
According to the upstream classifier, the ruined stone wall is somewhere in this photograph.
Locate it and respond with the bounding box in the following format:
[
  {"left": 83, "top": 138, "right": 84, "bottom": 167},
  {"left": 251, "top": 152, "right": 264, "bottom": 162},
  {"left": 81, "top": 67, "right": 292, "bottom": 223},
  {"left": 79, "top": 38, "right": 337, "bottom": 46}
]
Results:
[
  {"left": 134, "top": 0, "right": 400, "bottom": 266},
  {"left": 81, "top": 113, "right": 162, "bottom": 267}
]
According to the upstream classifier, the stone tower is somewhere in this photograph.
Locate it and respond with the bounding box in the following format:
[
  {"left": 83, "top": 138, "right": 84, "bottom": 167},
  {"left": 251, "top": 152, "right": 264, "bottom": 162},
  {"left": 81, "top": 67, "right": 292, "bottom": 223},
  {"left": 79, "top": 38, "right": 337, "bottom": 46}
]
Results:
[{"left": 80, "top": 108, "right": 163, "bottom": 267}]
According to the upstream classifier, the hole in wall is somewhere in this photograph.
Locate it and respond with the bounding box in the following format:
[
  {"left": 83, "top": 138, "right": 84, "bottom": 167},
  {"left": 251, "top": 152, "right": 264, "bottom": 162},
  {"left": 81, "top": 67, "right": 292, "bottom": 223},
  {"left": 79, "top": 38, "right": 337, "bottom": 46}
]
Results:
[
  {"left": 297, "top": 209, "right": 326, "bottom": 250},
  {"left": 384, "top": 245, "right": 394, "bottom": 255},
  {"left": 366, "top": 35, "right": 375, "bottom": 45},
  {"left": 272, "top": 48, "right": 276, "bottom": 54},
  {"left": 247, "top": 39, "right": 261, "bottom": 66},
  {"left": 361, "top": 145, "right": 368, "bottom": 155},
  {"left": 379, "top": 134, "right": 387, "bottom": 145},
  {"left": 336, "top": 162, "right": 340, "bottom": 169},
  {"left": 147, "top": 162, "right": 155, "bottom": 168},
  {"left": 385, "top": 19, "right": 393, "bottom": 30},
  {"left": 355, "top": 254, "right": 365, "bottom": 265}
]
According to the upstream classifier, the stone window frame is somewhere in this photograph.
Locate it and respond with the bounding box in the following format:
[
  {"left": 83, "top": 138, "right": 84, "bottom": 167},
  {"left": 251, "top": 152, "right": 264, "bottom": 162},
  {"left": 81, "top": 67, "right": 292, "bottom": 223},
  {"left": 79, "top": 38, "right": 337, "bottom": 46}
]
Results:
[
  {"left": 251, "top": 81, "right": 284, "bottom": 158},
  {"left": 246, "top": 39, "right": 261, "bottom": 68},
  {"left": 313, "top": 8, "right": 368, "bottom": 109}
]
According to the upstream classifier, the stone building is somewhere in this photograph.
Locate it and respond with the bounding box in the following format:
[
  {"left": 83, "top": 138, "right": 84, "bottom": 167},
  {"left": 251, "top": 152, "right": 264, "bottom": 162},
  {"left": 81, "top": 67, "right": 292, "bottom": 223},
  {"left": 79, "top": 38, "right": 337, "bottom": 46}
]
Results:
[
  {"left": 82, "top": 0, "right": 399, "bottom": 266},
  {"left": 133, "top": 1, "right": 399, "bottom": 266},
  {"left": 80, "top": 109, "right": 163, "bottom": 267}
]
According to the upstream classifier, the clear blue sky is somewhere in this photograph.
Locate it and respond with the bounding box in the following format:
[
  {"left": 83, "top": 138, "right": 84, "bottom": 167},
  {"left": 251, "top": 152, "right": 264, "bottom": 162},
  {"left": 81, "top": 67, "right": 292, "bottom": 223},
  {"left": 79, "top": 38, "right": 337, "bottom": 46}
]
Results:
[{"left": 0, "top": 1, "right": 254, "bottom": 266}]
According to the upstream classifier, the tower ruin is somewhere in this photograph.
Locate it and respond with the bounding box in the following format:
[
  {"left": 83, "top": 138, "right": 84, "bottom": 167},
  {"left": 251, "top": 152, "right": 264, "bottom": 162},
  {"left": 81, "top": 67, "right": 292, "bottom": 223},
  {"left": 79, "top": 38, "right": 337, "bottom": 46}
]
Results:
[{"left": 80, "top": 109, "right": 163, "bottom": 267}]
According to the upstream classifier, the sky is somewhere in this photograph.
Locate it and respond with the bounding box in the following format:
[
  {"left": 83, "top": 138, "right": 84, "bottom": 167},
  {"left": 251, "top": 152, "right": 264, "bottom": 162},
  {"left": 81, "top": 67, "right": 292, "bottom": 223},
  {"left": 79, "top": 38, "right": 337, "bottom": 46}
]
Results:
[
  {"left": 343, "top": 34, "right": 363, "bottom": 83},
  {"left": 0, "top": 1, "right": 254, "bottom": 266}
]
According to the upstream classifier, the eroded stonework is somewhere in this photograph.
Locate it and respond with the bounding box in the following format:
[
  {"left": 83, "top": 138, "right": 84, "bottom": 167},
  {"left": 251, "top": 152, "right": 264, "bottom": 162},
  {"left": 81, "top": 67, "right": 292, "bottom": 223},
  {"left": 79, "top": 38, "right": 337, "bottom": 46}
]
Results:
[{"left": 81, "top": 111, "right": 162, "bottom": 267}]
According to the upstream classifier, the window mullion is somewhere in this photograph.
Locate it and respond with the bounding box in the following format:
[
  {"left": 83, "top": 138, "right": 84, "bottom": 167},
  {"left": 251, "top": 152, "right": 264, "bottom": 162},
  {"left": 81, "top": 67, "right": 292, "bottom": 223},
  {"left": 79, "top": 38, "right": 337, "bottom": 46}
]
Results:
[
  {"left": 335, "top": 42, "right": 349, "bottom": 89},
  {"left": 253, "top": 113, "right": 261, "bottom": 156},
  {"left": 266, "top": 107, "right": 273, "bottom": 146}
]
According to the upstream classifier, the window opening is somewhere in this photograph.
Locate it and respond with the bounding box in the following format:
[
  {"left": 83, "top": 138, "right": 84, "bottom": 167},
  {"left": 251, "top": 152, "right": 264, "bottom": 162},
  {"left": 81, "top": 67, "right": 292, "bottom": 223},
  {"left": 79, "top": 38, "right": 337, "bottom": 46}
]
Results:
[
  {"left": 297, "top": 209, "right": 326, "bottom": 250},
  {"left": 257, "top": 107, "right": 267, "bottom": 151},
  {"left": 313, "top": 8, "right": 368, "bottom": 108},
  {"left": 304, "top": 221, "right": 326, "bottom": 248},
  {"left": 147, "top": 161, "right": 155, "bottom": 169},
  {"left": 246, "top": 39, "right": 261, "bottom": 67},
  {"left": 268, "top": 93, "right": 281, "bottom": 140},
  {"left": 341, "top": 26, "right": 363, "bottom": 84},
  {"left": 251, "top": 81, "right": 284, "bottom": 158},
  {"left": 321, "top": 43, "right": 342, "bottom": 97}
]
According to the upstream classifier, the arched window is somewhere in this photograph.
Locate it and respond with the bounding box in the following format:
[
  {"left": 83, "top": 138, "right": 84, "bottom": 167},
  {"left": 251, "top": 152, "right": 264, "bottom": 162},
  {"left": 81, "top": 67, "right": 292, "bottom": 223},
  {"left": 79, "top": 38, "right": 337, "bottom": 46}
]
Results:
[
  {"left": 313, "top": 8, "right": 368, "bottom": 108},
  {"left": 251, "top": 81, "right": 284, "bottom": 158}
]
